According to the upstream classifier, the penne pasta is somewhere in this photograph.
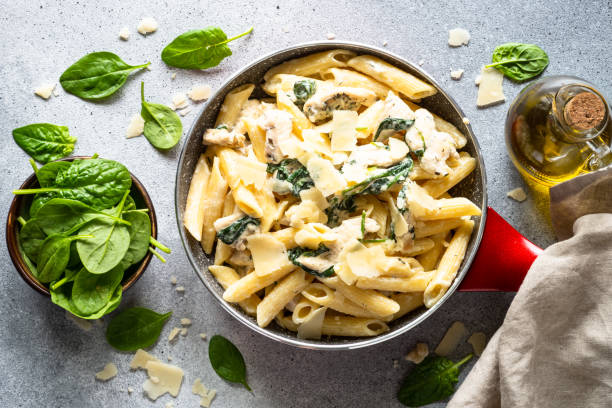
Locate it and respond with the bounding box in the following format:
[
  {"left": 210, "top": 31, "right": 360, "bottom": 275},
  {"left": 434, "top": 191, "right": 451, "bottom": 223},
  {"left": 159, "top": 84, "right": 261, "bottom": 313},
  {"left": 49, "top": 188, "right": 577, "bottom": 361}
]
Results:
[
  {"left": 223, "top": 266, "right": 296, "bottom": 303},
  {"left": 183, "top": 154, "right": 210, "bottom": 241},
  {"left": 355, "top": 272, "right": 432, "bottom": 292},
  {"left": 209, "top": 265, "right": 261, "bottom": 316},
  {"left": 416, "top": 231, "right": 449, "bottom": 271},
  {"left": 391, "top": 292, "right": 424, "bottom": 320},
  {"left": 322, "top": 67, "right": 392, "bottom": 99},
  {"left": 302, "top": 283, "right": 381, "bottom": 318},
  {"left": 215, "top": 83, "right": 255, "bottom": 128},
  {"left": 263, "top": 49, "right": 356, "bottom": 82},
  {"left": 421, "top": 155, "right": 477, "bottom": 198},
  {"left": 256, "top": 269, "right": 314, "bottom": 327},
  {"left": 322, "top": 277, "right": 400, "bottom": 317},
  {"left": 321, "top": 315, "right": 389, "bottom": 337},
  {"left": 414, "top": 218, "right": 464, "bottom": 239},
  {"left": 200, "top": 157, "right": 228, "bottom": 254}
]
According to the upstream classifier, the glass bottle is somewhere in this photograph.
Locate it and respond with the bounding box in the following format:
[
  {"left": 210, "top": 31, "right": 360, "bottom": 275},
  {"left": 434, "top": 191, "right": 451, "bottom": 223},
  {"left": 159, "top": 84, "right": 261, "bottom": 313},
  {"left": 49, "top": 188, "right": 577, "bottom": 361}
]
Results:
[{"left": 505, "top": 76, "right": 611, "bottom": 186}]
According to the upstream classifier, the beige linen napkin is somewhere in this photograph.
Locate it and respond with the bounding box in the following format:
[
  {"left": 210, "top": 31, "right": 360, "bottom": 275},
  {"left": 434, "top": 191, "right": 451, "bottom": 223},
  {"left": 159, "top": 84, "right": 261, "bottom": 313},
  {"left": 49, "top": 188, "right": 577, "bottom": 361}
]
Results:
[{"left": 448, "top": 213, "right": 612, "bottom": 408}]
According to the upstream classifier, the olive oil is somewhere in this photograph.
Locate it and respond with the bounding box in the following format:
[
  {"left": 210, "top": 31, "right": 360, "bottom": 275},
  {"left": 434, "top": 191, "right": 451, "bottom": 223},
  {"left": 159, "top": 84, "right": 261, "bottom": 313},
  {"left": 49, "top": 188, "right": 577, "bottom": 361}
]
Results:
[{"left": 505, "top": 76, "right": 611, "bottom": 186}]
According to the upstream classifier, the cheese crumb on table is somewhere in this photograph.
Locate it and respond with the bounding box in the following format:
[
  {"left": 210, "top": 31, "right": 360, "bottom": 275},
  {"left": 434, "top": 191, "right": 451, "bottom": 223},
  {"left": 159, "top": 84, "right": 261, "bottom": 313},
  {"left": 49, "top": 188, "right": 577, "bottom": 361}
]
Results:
[
  {"left": 180, "top": 328, "right": 188, "bottom": 336},
  {"left": 53, "top": 88, "right": 60, "bottom": 97},
  {"left": 448, "top": 28, "right": 470, "bottom": 47},
  {"left": 119, "top": 27, "right": 130, "bottom": 40},
  {"left": 34, "top": 83, "right": 56, "bottom": 99},
  {"left": 392, "top": 359, "right": 399, "bottom": 369},
  {"left": 199, "top": 333, "right": 207, "bottom": 340},
  {"left": 95, "top": 363, "right": 118, "bottom": 381},
  {"left": 180, "top": 318, "right": 192, "bottom": 326},
  {"left": 137, "top": 17, "right": 158, "bottom": 35},
  {"left": 450, "top": 69, "right": 464, "bottom": 80},
  {"left": 462, "top": 117, "right": 470, "bottom": 125},
  {"left": 130, "top": 349, "right": 160, "bottom": 370},
  {"left": 507, "top": 187, "right": 527, "bottom": 202},
  {"left": 179, "top": 106, "right": 192, "bottom": 117},
  {"left": 170, "top": 275, "right": 177, "bottom": 285},
  {"left": 172, "top": 93, "right": 188, "bottom": 110},
  {"left": 193, "top": 378, "right": 217, "bottom": 408},
  {"left": 435, "top": 321, "right": 468, "bottom": 356},
  {"left": 168, "top": 327, "right": 181, "bottom": 343},
  {"left": 476, "top": 66, "right": 505, "bottom": 107},
  {"left": 176, "top": 286, "right": 185, "bottom": 293},
  {"left": 171, "top": 73, "right": 177, "bottom": 80},
  {"left": 405, "top": 342, "right": 429, "bottom": 364},
  {"left": 126, "top": 114, "right": 145, "bottom": 138},
  {"left": 167, "top": 356, "right": 173, "bottom": 362},
  {"left": 165, "top": 403, "right": 175, "bottom": 408},
  {"left": 383, "top": 40, "right": 388, "bottom": 46},
  {"left": 143, "top": 361, "right": 184, "bottom": 401},
  {"left": 282, "top": 26, "right": 289, "bottom": 33},
  {"left": 327, "top": 33, "right": 336, "bottom": 40},
  {"left": 127, "top": 386, "right": 134, "bottom": 394},
  {"left": 418, "top": 59, "right": 425, "bottom": 66},
  {"left": 188, "top": 84, "right": 212, "bottom": 102},
  {"left": 468, "top": 332, "right": 487, "bottom": 356}
]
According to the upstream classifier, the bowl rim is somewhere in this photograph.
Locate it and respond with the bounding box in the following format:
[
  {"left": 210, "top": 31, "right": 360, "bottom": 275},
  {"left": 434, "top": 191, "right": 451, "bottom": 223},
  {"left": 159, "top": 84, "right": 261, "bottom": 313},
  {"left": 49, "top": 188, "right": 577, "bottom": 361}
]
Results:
[
  {"left": 6, "top": 156, "right": 157, "bottom": 296},
  {"left": 175, "top": 40, "right": 488, "bottom": 350}
]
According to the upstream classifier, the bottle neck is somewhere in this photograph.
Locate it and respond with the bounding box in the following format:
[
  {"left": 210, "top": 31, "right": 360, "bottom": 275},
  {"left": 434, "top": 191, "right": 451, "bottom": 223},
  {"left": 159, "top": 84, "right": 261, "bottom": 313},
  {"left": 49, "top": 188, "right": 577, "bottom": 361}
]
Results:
[{"left": 550, "top": 85, "right": 608, "bottom": 144}]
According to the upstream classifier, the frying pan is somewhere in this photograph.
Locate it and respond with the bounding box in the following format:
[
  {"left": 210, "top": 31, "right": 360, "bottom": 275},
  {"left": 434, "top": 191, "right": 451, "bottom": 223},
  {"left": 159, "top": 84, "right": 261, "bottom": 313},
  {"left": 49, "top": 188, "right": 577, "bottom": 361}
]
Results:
[{"left": 175, "top": 41, "right": 542, "bottom": 350}]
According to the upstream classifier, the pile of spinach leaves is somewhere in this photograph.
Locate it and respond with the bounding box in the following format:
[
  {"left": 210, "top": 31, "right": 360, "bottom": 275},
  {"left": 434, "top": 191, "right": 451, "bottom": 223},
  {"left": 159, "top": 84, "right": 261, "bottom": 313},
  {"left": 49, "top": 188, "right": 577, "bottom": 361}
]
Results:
[{"left": 14, "top": 157, "right": 171, "bottom": 319}]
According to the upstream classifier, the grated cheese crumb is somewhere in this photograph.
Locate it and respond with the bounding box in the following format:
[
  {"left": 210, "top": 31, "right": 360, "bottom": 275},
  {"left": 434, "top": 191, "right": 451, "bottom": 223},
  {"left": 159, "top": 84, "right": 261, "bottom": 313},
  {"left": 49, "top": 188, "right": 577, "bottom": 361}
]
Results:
[
  {"left": 171, "top": 73, "right": 177, "bottom": 80},
  {"left": 180, "top": 328, "right": 188, "bottom": 336},
  {"left": 176, "top": 286, "right": 185, "bottom": 293},
  {"left": 282, "top": 26, "right": 289, "bottom": 33},
  {"left": 188, "top": 84, "right": 212, "bottom": 102},
  {"left": 168, "top": 327, "right": 181, "bottom": 343},
  {"left": 468, "top": 332, "right": 487, "bottom": 356},
  {"left": 34, "top": 83, "right": 56, "bottom": 100},
  {"left": 193, "top": 378, "right": 217, "bottom": 408},
  {"left": 167, "top": 356, "right": 173, "bottom": 362},
  {"left": 137, "top": 17, "right": 158, "bottom": 35},
  {"left": 327, "top": 33, "right": 336, "bottom": 40},
  {"left": 180, "top": 318, "right": 192, "bottom": 326},
  {"left": 126, "top": 114, "right": 145, "bottom": 138},
  {"left": 462, "top": 117, "right": 470, "bottom": 125},
  {"left": 507, "top": 187, "right": 527, "bottom": 202},
  {"left": 179, "top": 106, "right": 192, "bottom": 117},
  {"left": 448, "top": 28, "right": 470, "bottom": 47},
  {"left": 165, "top": 403, "right": 175, "bottom": 408},
  {"left": 474, "top": 75, "right": 482, "bottom": 85},
  {"left": 170, "top": 275, "right": 177, "bottom": 285},
  {"left": 392, "top": 359, "right": 399, "bottom": 369},
  {"left": 119, "top": 27, "right": 130, "bottom": 40},
  {"left": 450, "top": 69, "right": 464, "bottom": 80},
  {"left": 127, "top": 387, "right": 134, "bottom": 394},
  {"left": 172, "top": 93, "right": 188, "bottom": 110},
  {"left": 418, "top": 59, "right": 425, "bottom": 66},
  {"left": 95, "top": 363, "right": 118, "bottom": 381},
  {"left": 383, "top": 41, "right": 388, "bottom": 47},
  {"left": 53, "top": 88, "right": 60, "bottom": 97},
  {"left": 405, "top": 342, "right": 429, "bottom": 364},
  {"left": 199, "top": 333, "right": 207, "bottom": 340},
  {"left": 130, "top": 349, "right": 160, "bottom": 370}
]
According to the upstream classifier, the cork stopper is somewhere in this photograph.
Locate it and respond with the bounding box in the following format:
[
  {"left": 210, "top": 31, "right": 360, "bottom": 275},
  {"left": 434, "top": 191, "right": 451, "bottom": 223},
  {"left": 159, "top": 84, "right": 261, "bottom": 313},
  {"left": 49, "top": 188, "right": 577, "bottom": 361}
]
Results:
[{"left": 563, "top": 91, "right": 605, "bottom": 131}]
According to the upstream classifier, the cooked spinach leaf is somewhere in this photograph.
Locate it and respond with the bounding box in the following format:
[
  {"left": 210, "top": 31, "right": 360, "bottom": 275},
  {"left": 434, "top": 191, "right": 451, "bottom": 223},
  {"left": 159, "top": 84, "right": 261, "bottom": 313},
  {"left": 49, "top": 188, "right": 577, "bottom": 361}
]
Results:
[
  {"left": 217, "top": 216, "right": 260, "bottom": 245},
  {"left": 267, "top": 158, "right": 314, "bottom": 196},
  {"left": 287, "top": 244, "right": 335, "bottom": 277},
  {"left": 325, "top": 195, "right": 356, "bottom": 227},
  {"left": 397, "top": 354, "right": 472, "bottom": 407},
  {"left": 106, "top": 307, "right": 172, "bottom": 351},
  {"left": 13, "top": 124, "right": 76, "bottom": 164},
  {"left": 161, "top": 26, "right": 253, "bottom": 69},
  {"left": 209, "top": 335, "right": 251, "bottom": 391},
  {"left": 374, "top": 118, "right": 414, "bottom": 142},
  {"left": 342, "top": 158, "right": 413, "bottom": 197},
  {"left": 59, "top": 52, "right": 150, "bottom": 100},
  {"left": 293, "top": 79, "right": 317, "bottom": 109},
  {"left": 141, "top": 82, "right": 183, "bottom": 150},
  {"left": 486, "top": 43, "right": 549, "bottom": 82}
]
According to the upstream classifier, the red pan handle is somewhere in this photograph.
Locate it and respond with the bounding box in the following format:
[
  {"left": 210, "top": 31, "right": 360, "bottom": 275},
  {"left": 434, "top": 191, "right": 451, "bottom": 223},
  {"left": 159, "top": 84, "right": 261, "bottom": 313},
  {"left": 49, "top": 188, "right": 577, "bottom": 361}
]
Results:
[{"left": 459, "top": 207, "right": 543, "bottom": 292}]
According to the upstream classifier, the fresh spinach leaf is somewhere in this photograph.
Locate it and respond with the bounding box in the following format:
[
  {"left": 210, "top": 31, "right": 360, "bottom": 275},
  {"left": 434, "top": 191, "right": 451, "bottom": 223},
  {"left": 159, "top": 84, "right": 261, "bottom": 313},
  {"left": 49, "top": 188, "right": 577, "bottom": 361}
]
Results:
[
  {"left": 342, "top": 158, "right": 413, "bottom": 197},
  {"left": 19, "top": 218, "right": 47, "bottom": 261},
  {"left": 34, "top": 198, "right": 129, "bottom": 236},
  {"left": 486, "top": 43, "right": 549, "bottom": 82},
  {"left": 37, "top": 234, "right": 92, "bottom": 283},
  {"left": 397, "top": 354, "right": 472, "bottom": 407},
  {"left": 36, "top": 160, "right": 72, "bottom": 187},
  {"left": 374, "top": 118, "right": 414, "bottom": 142},
  {"left": 77, "top": 217, "right": 131, "bottom": 274},
  {"left": 120, "top": 211, "right": 152, "bottom": 266},
  {"left": 287, "top": 244, "right": 335, "bottom": 277},
  {"left": 30, "top": 194, "right": 54, "bottom": 218},
  {"left": 217, "top": 216, "right": 260, "bottom": 245},
  {"left": 140, "top": 83, "right": 183, "bottom": 150},
  {"left": 325, "top": 196, "right": 356, "bottom": 227},
  {"left": 50, "top": 266, "right": 82, "bottom": 291},
  {"left": 105, "top": 307, "right": 172, "bottom": 351},
  {"left": 267, "top": 159, "right": 314, "bottom": 196},
  {"left": 13, "top": 158, "right": 132, "bottom": 210},
  {"left": 209, "top": 335, "right": 251, "bottom": 391},
  {"left": 71, "top": 266, "right": 124, "bottom": 315},
  {"left": 51, "top": 283, "right": 122, "bottom": 319},
  {"left": 13, "top": 124, "right": 76, "bottom": 164},
  {"left": 293, "top": 80, "right": 317, "bottom": 109},
  {"left": 59, "top": 52, "right": 150, "bottom": 100},
  {"left": 161, "top": 26, "right": 253, "bottom": 69}
]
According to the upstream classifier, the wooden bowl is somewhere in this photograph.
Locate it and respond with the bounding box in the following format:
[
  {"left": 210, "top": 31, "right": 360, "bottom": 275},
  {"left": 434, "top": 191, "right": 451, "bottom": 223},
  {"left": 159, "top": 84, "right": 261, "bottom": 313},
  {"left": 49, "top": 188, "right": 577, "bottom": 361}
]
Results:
[{"left": 6, "top": 156, "right": 157, "bottom": 296}]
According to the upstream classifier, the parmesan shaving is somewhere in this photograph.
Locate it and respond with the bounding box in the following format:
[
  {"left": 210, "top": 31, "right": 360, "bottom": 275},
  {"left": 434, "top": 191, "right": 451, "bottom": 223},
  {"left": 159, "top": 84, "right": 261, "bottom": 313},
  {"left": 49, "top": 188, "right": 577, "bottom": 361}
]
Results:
[
  {"left": 405, "top": 342, "right": 429, "bottom": 364},
  {"left": 143, "top": 361, "right": 184, "bottom": 400},
  {"left": 95, "top": 363, "right": 118, "bottom": 381},
  {"left": 130, "top": 349, "right": 160, "bottom": 370},
  {"left": 435, "top": 321, "right": 468, "bottom": 356},
  {"left": 180, "top": 328, "right": 188, "bottom": 336},
  {"left": 331, "top": 110, "right": 358, "bottom": 151},
  {"left": 126, "top": 114, "right": 145, "bottom": 138},
  {"left": 199, "top": 333, "right": 207, "bottom": 340},
  {"left": 172, "top": 93, "right": 188, "bottom": 110},
  {"left": 180, "top": 318, "right": 192, "bottom": 326},
  {"left": 168, "top": 327, "right": 181, "bottom": 343},
  {"left": 176, "top": 286, "right": 185, "bottom": 293},
  {"left": 188, "top": 85, "right": 212, "bottom": 101},
  {"left": 450, "top": 69, "right": 464, "bottom": 80},
  {"left": 137, "top": 17, "right": 158, "bottom": 35},
  {"left": 247, "top": 234, "right": 292, "bottom": 277},
  {"left": 119, "top": 27, "right": 130, "bottom": 40},
  {"left": 170, "top": 275, "right": 177, "bottom": 285},
  {"left": 34, "top": 83, "right": 56, "bottom": 99},
  {"left": 297, "top": 306, "right": 327, "bottom": 340},
  {"left": 192, "top": 378, "right": 217, "bottom": 407},
  {"left": 477, "top": 66, "right": 505, "bottom": 107},
  {"left": 507, "top": 187, "right": 527, "bottom": 202},
  {"left": 468, "top": 332, "right": 487, "bottom": 356},
  {"left": 448, "top": 28, "right": 470, "bottom": 47}
]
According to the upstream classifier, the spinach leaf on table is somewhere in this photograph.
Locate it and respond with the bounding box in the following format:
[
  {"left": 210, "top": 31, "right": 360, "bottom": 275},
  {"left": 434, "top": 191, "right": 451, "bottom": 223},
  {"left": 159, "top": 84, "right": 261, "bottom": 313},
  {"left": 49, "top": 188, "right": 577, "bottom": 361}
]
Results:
[
  {"left": 209, "top": 335, "right": 251, "bottom": 391},
  {"left": 217, "top": 216, "right": 260, "bottom": 245},
  {"left": 105, "top": 307, "right": 172, "bottom": 351},
  {"left": 486, "top": 43, "right": 549, "bottom": 82},
  {"left": 13, "top": 158, "right": 132, "bottom": 210},
  {"left": 71, "top": 266, "right": 124, "bottom": 315},
  {"left": 37, "top": 234, "right": 92, "bottom": 283},
  {"left": 12, "top": 124, "right": 76, "bottom": 164},
  {"left": 77, "top": 217, "right": 131, "bottom": 274},
  {"left": 59, "top": 52, "right": 150, "bottom": 100},
  {"left": 51, "top": 283, "right": 122, "bottom": 319},
  {"left": 161, "top": 26, "right": 253, "bottom": 69},
  {"left": 374, "top": 118, "right": 414, "bottom": 142},
  {"left": 140, "top": 83, "right": 183, "bottom": 150},
  {"left": 397, "top": 354, "right": 472, "bottom": 407},
  {"left": 287, "top": 244, "right": 335, "bottom": 277}
]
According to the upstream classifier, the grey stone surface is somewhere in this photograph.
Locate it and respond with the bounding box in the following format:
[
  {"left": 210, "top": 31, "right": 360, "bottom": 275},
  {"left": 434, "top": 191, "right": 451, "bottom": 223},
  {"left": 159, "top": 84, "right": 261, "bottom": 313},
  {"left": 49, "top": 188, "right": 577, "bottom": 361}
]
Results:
[{"left": 0, "top": 0, "right": 609, "bottom": 407}]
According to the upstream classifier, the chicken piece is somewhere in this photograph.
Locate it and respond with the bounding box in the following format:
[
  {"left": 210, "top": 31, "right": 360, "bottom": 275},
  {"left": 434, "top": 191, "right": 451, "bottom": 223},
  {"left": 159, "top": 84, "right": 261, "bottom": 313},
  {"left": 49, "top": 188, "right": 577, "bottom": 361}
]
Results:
[
  {"left": 342, "top": 138, "right": 409, "bottom": 183},
  {"left": 202, "top": 127, "right": 246, "bottom": 148},
  {"left": 383, "top": 91, "right": 415, "bottom": 120},
  {"left": 303, "top": 87, "right": 376, "bottom": 123},
  {"left": 259, "top": 109, "right": 294, "bottom": 163}
]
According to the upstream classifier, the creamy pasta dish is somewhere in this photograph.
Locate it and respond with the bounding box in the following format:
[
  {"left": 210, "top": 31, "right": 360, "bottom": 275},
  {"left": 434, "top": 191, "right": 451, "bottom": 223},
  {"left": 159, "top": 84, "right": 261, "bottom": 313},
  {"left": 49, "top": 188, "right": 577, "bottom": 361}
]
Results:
[{"left": 183, "top": 49, "right": 480, "bottom": 339}]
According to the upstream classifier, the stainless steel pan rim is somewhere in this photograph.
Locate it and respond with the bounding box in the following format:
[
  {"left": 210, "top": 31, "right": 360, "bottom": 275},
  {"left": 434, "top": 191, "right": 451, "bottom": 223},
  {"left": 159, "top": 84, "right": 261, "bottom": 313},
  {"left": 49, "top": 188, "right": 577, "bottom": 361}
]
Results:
[{"left": 175, "top": 40, "right": 488, "bottom": 350}]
